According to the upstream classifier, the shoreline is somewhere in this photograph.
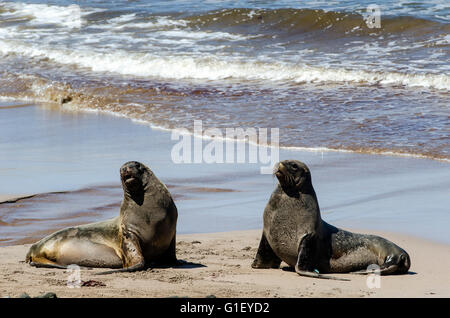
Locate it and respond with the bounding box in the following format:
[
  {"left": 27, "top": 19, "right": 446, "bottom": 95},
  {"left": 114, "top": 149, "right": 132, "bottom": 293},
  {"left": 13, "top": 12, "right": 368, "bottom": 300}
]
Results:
[
  {"left": 118, "top": 110, "right": 450, "bottom": 164},
  {"left": 3, "top": 99, "right": 449, "bottom": 163},
  {"left": 43, "top": 102, "right": 450, "bottom": 164},
  {"left": 0, "top": 229, "right": 448, "bottom": 298}
]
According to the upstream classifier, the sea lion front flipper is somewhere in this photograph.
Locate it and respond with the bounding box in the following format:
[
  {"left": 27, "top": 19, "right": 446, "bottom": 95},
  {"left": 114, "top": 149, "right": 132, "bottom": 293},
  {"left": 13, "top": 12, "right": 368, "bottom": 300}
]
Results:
[
  {"left": 157, "top": 236, "right": 179, "bottom": 266},
  {"left": 96, "top": 230, "right": 145, "bottom": 275},
  {"left": 295, "top": 234, "right": 350, "bottom": 281},
  {"left": 252, "top": 232, "right": 282, "bottom": 269},
  {"left": 294, "top": 268, "right": 349, "bottom": 281}
]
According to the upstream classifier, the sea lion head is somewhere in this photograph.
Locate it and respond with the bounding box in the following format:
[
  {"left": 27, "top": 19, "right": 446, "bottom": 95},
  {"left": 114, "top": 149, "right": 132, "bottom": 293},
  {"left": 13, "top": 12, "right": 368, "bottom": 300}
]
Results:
[
  {"left": 396, "top": 252, "right": 411, "bottom": 274},
  {"left": 120, "top": 161, "right": 152, "bottom": 197},
  {"left": 274, "top": 160, "right": 312, "bottom": 194},
  {"left": 385, "top": 250, "right": 411, "bottom": 274}
]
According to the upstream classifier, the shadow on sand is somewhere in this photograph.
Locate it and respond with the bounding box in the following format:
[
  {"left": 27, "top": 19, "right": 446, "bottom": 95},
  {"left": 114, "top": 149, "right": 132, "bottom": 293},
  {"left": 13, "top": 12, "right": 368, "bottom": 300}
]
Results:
[{"left": 149, "top": 259, "right": 206, "bottom": 270}]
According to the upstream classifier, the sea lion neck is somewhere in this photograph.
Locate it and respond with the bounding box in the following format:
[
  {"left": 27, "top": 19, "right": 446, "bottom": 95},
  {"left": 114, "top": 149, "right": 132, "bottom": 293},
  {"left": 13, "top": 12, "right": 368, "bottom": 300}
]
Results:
[
  {"left": 123, "top": 187, "right": 145, "bottom": 206},
  {"left": 298, "top": 177, "right": 315, "bottom": 195},
  {"left": 279, "top": 184, "right": 300, "bottom": 198},
  {"left": 279, "top": 175, "right": 315, "bottom": 198},
  {"left": 122, "top": 173, "right": 163, "bottom": 207}
]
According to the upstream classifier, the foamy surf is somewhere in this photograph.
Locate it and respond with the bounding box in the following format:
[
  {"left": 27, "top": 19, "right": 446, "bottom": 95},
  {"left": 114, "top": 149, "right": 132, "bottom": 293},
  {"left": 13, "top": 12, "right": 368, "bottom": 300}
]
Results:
[
  {"left": 92, "top": 15, "right": 189, "bottom": 30},
  {"left": 0, "top": 41, "right": 448, "bottom": 90},
  {"left": 1, "top": 2, "right": 90, "bottom": 29}
]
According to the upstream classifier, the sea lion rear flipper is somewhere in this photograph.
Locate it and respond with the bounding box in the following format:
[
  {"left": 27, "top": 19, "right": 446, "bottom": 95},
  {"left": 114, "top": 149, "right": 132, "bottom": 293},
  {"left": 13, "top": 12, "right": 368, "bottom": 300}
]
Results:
[
  {"left": 350, "top": 264, "right": 399, "bottom": 276},
  {"left": 27, "top": 254, "right": 70, "bottom": 270},
  {"left": 295, "top": 234, "right": 350, "bottom": 281},
  {"left": 252, "top": 232, "right": 282, "bottom": 269},
  {"left": 96, "top": 230, "right": 145, "bottom": 275}
]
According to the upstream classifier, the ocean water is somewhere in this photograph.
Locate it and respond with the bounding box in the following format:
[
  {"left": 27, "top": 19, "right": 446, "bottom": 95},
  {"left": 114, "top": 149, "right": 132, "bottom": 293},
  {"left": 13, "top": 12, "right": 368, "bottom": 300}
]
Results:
[{"left": 0, "top": 0, "right": 449, "bottom": 159}]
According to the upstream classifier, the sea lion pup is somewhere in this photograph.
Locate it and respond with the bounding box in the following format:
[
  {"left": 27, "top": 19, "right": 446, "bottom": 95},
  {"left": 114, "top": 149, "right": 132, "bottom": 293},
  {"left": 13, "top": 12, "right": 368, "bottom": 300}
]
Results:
[
  {"left": 26, "top": 161, "right": 178, "bottom": 274},
  {"left": 252, "top": 160, "right": 410, "bottom": 280}
]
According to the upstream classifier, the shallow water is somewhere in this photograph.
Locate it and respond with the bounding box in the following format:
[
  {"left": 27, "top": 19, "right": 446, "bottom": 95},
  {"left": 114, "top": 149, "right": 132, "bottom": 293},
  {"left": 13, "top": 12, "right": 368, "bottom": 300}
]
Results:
[{"left": 0, "top": 0, "right": 449, "bottom": 160}]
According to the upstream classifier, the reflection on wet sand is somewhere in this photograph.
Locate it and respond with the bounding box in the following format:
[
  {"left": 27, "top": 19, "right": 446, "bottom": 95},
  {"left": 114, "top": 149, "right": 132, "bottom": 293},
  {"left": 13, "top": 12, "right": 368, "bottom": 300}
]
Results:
[{"left": 0, "top": 182, "right": 241, "bottom": 246}]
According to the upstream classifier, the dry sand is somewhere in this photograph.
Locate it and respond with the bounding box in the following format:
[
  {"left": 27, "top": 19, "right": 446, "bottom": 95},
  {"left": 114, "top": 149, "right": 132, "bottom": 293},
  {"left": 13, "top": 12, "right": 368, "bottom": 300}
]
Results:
[{"left": 1, "top": 229, "right": 448, "bottom": 298}]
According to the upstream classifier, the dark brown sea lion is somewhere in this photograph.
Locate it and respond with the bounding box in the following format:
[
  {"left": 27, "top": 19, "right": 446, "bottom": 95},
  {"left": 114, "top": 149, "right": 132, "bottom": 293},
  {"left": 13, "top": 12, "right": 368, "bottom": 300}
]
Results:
[
  {"left": 252, "top": 160, "right": 411, "bottom": 280},
  {"left": 26, "top": 161, "right": 178, "bottom": 274}
]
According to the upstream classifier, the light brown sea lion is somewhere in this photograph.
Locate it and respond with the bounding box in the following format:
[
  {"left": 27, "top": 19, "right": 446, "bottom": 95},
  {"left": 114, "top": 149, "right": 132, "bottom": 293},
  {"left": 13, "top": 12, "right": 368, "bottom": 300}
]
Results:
[
  {"left": 26, "top": 161, "right": 178, "bottom": 274},
  {"left": 252, "top": 160, "right": 411, "bottom": 280}
]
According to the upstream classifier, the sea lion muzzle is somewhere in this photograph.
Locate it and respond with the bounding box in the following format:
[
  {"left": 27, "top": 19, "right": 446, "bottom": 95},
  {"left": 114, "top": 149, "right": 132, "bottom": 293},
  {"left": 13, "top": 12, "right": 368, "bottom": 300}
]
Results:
[
  {"left": 274, "top": 162, "right": 290, "bottom": 181},
  {"left": 120, "top": 161, "right": 146, "bottom": 192}
]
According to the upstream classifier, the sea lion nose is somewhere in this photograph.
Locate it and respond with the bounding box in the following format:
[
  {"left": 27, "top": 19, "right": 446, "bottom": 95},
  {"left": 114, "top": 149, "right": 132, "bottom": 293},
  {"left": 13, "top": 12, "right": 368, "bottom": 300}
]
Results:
[
  {"left": 278, "top": 162, "right": 287, "bottom": 174},
  {"left": 121, "top": 167, "right": 135, "bottom": 181},
  {"left": 122, "top": 161, "right": 140, "bottom": 173}
]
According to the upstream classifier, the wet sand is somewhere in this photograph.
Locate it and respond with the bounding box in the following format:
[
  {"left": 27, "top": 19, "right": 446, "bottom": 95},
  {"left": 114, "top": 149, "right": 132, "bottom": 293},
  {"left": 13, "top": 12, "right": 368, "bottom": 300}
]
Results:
[
  {"left": 0, "top": 102, "right": 449, "bottom": 297},
  {"left": 1, "top": 229, "right": 449, "bottom": 298}
]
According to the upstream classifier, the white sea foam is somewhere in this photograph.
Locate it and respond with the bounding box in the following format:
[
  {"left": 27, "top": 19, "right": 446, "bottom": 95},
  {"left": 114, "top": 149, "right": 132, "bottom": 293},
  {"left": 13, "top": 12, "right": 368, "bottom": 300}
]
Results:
[
  {"left": 0, "top": 95, "right": 22, "bottom": 102},
  {"left": 89, "top": 15, "right": 249, "bottom": 42},
  {"left": 0, "top": 40, "right": 448, "bottom": 90},
  {"left": 3, "top": 2, "right": 88, "bottom": 29},
  {"left": 107, "top": 13, "right": 137, "bottom": 24},
  {"left": 157, "top": 29, "right": 251, "bottom": 41},
  {"left": 91, "top": 15, "right": 188, "bottom": 30}
]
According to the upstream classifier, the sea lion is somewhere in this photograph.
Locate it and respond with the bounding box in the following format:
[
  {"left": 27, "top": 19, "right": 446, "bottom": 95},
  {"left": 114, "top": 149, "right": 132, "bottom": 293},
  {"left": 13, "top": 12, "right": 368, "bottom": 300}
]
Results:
[
  {"left": 26, "top": 161, "right": 178, "bottom": 274},
  {"left": 252, "top": 160, "right": 411, "bottom": 280}
]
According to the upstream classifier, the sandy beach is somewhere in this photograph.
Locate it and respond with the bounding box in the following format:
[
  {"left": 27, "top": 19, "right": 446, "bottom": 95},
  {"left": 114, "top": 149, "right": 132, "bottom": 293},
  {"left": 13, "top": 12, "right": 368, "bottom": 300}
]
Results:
[
  {"left": 1, "top": 103, "right": 449, "bottom": 298},
  {"left": 0, "top": 229, "right": 449, "bottom": 298}
]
